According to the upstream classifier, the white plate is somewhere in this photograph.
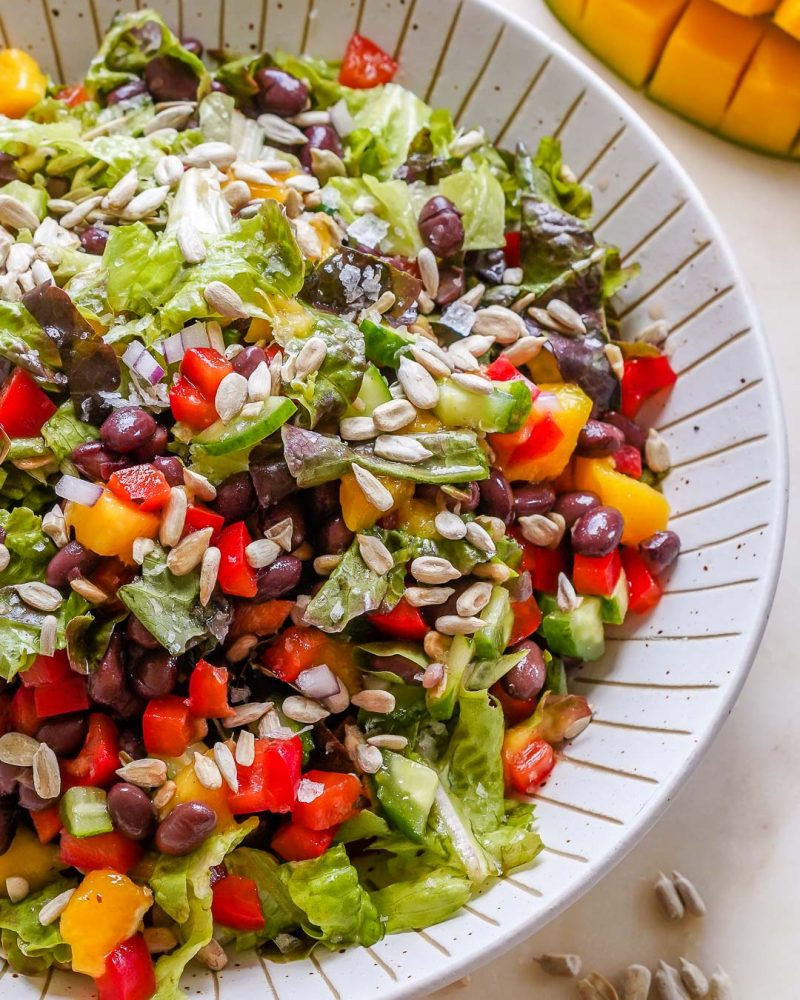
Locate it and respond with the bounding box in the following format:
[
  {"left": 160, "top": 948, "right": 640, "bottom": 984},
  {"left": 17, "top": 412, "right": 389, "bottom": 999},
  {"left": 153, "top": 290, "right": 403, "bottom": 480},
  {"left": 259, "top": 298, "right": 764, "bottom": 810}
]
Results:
[{"left": 1, "top": 1, "right": 787, "bottom": 997}]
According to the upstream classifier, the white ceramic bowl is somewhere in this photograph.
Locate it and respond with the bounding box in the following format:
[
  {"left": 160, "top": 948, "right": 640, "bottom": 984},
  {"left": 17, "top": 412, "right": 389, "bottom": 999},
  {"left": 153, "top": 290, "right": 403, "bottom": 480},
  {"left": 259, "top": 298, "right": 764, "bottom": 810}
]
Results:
[{"left": 1, "top": 1, "right": 787, "bottom": 997}]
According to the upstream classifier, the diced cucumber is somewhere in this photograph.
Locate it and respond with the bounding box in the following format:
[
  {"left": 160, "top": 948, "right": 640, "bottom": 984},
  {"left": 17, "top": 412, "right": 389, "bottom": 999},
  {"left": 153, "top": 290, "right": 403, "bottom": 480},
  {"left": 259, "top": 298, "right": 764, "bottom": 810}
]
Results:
[
  {"left": 344, "top": 364, "right": 392, "bottom": 417},
  {"left": 540, "top": 596, "right": 605, "bottom": 662},
  {"left": 360, "top": 318, "right": 413, "bottom": 368},
  {"left": 473, "top": 586, "right": 513, "bottom": 660},
  {"left": 426, "top": 634, "right": 472, "bottom": 721},
  {"left": 544, "top": 652, "right": 568, "bottom": 695},
  {"left": 374, "top": 751, "right": 439, "bottom": 842},
  {"left": 600, "top": 569, "right": 629, "bottom": 625},
  {"left": 59, "top": 786, "right": 113, "bottom": 838},
  {"left": 192, "top": 396, "right": 296, "bottom": 456},
  {"left": 433, "top": 378, "right": 532, "bottom": 434}
]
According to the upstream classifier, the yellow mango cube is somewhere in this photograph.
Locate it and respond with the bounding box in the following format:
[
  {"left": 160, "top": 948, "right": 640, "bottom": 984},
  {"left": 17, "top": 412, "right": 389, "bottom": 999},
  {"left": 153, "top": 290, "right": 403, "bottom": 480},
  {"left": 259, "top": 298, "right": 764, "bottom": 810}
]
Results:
[
  {"left": 340, "top": 472, "right": 414, "bottom": 532},
  {"left": 546, "top": 0, "right": 588, "bottom": 29},
  {"left": 776, "top": 0, "right": 800, "bottom": 41},
  {"left": 0, "top": 828, "right": 63, "bottom": 894},
  {"left": 716, "top": 0, "right": 778, "bottom": 10},
  {"left": 65, "top": 489, "right": 160, "bottom": 564},
  {"left": 574, "top": 457, "right": 670, "bottom": 544},
  {"left": 171, "top": 759, "right": 236, "bottom": 831}
]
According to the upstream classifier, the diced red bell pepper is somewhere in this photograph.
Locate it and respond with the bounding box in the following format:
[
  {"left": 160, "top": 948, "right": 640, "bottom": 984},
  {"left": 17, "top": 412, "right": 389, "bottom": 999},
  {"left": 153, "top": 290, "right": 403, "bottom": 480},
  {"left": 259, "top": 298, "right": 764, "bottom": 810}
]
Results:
[
  {"left": 62, "top": 714, "right": 121, "bottom": 789},
  {"left": 508, "top": 595, "right": 543, "bottom": 646},
  {"left": 510, "top": 414, "right": 564, "bottom": 463},
  {"left": 34, "top": 676, "right": 89, "bottom": 719},
  {"left": 0, "top": 369, "right": 57, "bottom": 438},
  {"left": 613, "top": 444, "right": 643, "bottom": 479},
  {"left": 489, "top": 680, "right": 537, "bottom": 726},
  {"left": 183, "top": 503, "right": 225, "bottom": 543},
  {"left": 367, "top": 597, "right": 428, "bottom": 642},
  {"left": 216, "top": 521, "right": 258, "bottom": 598},
  {"left": 504, "top": 230, "right": 521, "bottom": 268},
  {"left": 32, "top": 804, "right": 63, "bottom": 844},
  {"left": 573, "top": 551, "right": 622, "bottom": 598},
  {"left": 620, "top": 546, "right": 663, "bottom": 614},
  {"left": 9, "top": 685, "right": 39, "bottom": 736},
  {"left": 169, "top": 376, "right": 218, "bottom": 431},
  {"left": 228, "top": 736, "right": 302, "bottom": 815},
  {"left": 485, "top": 356, "right": 520, "bottom": 383},
  {"left": 143, "top": 696, "right": 195, "bottom": 758},
  {"left": 509, "top": 532, "right": 567, "bottom": 594},
  {"left": 21, "top": 650, "right": 72, "bottom": 688},
  {"left": 338, "top": 33, "right": 397, "bottom": 88},
  {"left": 620, "top": 355, "right": 677, "bottom": 418},
  {"left": 271, "top": 821, "right": 336, "bottom": 861},
  {"left": 180, "top": 347, "right": 233, "bottom": 400},
  {"left": 262, "top": 626, "right": 329, "bottom": 684},
  {"left": 293, "top": 770, "right": 362, "bottom": 830},
  {"left": 503, "top": 737, "right": 555, "bottom": 795},
  {"left": 108, "top": 464, "right": 171, "bottom": 512},
  {"left": 211, "top": 874, "right": 265, "bottom": 931},
  {"left": 59, "top": 830, "right": 143, "bottom": 875},
  {"left": 95, "top": 935, "right": 156, "bottom": 1000},
  {"left": 58, "top": 83, "right": 90, "bottom": 107},
  {"left": 188, "top": 660, "right": 230, "bottom": 719}
]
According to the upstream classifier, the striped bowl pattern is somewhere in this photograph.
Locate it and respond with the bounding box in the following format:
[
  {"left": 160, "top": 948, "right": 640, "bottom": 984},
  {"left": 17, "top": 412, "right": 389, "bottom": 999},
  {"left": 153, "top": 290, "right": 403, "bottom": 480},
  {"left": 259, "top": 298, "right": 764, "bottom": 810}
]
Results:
[{"left": 0, "top": 0, "right": 788, "bottom": 997}]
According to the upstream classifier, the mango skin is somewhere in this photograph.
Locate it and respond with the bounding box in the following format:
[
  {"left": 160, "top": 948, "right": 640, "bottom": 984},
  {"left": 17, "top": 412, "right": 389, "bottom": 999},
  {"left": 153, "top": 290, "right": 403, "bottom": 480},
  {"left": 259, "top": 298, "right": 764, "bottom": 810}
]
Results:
[{"left": 574, "top": 457, "right": 670, "bottom": 545}]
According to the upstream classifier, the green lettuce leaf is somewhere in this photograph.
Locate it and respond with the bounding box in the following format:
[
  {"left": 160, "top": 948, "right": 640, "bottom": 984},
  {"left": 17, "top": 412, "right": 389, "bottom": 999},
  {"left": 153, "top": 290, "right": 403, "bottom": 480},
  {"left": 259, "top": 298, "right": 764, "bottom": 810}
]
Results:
[
  {"left": 0, "top": 586, "right": 90, "bottom": 680},
  {"left": 41, "top": 401, "right": 99, "bottom": 464},
  {"left": 0, "top": 507, "right": 55, "bottom": 586},
  {"left": 273, "top": 51, "right": 351, "bottom": 110},
  {"left": 532, "top": 137, "right": 592, "bottom": 220},
  {"left": 0, "top": 300, "right": 64, "bottom": 390},
  {"left": 439, "top": 164, "right": 505, "bottom": 250},
  {"left": 345, "top": 84, "right": 432, "bottom": 179},
  {"left": 224, "top": 847, "right": 303, "bottom": 948},
  {"left": 370, "top": 869, "right": 471, "bottom": 933},
  {"left": 0, "top": 878, "right": 75, "bottom": 974}
]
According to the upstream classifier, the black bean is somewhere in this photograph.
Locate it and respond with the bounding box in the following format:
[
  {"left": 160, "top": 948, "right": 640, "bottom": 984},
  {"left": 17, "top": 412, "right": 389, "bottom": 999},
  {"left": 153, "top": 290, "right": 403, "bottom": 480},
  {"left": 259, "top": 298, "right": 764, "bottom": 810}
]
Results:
[
  {"left": 501, "top": 640, "right": 546, "bottom": 700},
  {"left": 250, "top": 459, "right": 298, "bottom": 509},
  {"left": 152, "top": 455, "right": 184, "bottom": 487},
  {"left": 180, "top": 36, "right": 204, "bottom": 56},
  {"left": 512, "top": 483, "right": 556, "bottom": 518},
  {"left": 253, "top": 555, "right": 302, "bottom": 600},
  {"left": 466, "top": 248, "right": 506, "bottom": 285},
  {"left": 479, "top": 467, "right": 514, "bottom": 523},
  {"left": 212, "top": 471, "right": 257, "bottom": 522},
  {"left": 305, "top": 482, "right": 339, "bottom": 522},
  {"left": 602, "top": 410, "right": 648, "bottom": 449},
  {"left": 255, "top": 67, "right": 309, "bottom": 117},
  {"left": 131, "top": 423, "right": 168, "bottom": 463},
  {"left": 155, "top": 801, "right": 217, "bottom": 855},
  {"left": 144, "top": 55, "right": 200, "bottom": 102},
  {"left": 299, "top": 124, "right": 343, "bottom": 171},
  {"left": 105, "top": 79, "right": 148, "bottom": 106},
  {"left": 130, "top": 651, "right": 178, "bottom": 699},
  {"left": 0, "top": 800, "right": 16, "bottom": 854},
  {"left": 421, "top": 579, "right": 472, "bottom": 627},
  {"left": 118, "top": 728, "right": 146, "bottom": 762},
  {"left": 17, "top": 776, "right": 56, "bottom": 812},
  {"left": 0, "top": 763, "right": 21, "bottom": 798},
  {"left": 126, "top": 616, "right": 161, "bottom": 650},
  {"left": 571, "top": 505, "right": 624, "bottom": 557},
  {"left": 552, "top": 490, "right": 600, "bottom": 528},
  {"left": 369, "top": 654, "right": 423, "bottom": 685},
  {"left": 576, "top": 419, "right": 625, "bottom": 458},
  {"left": 318, "top": 515, "right": 353, "bottom": 554},
  {"left": 36, "top": 714, "right": 88, "bottom": 757},
  {"left": 434, "top": 266, "right": 465, "bottom": 307},
  {"left": 108, "top": 783, "right": 155, "bottom": 841},
  {"left": 80, "top": 226, "right": 109, "bottom": 256},
  {"left": 0, "top": 152, "right": 17, "bottom": 185},
  {"left": 232, "top": 345, "right": 267, "bottom": 379},
  {"left": 100, "top": 407, "right": 157, "bottom": 454},
  {"left": 72, "top": 441, "right": 128, "bottom": 482},
  {"left": 88, "top": 635, "right": 141, "bottom": 718},
  {"left": 45, "top": 541, "right": 99, "bottom": 588},
  {"left": 640, "top": 530, "right": 680, "bottom": 575},
  {"left": 260, "top": 498, "right": 305, "bottom": 550},
  {"left": 418, "top": 196, "right": 464, "bottom": 258}
]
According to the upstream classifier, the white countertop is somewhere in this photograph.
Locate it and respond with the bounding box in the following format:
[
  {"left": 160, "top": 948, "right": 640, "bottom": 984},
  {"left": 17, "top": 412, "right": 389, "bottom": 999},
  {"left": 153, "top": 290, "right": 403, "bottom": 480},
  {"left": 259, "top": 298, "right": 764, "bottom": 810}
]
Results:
[{"left": 439, "top": 3, "right": 799, "bottom": 996}]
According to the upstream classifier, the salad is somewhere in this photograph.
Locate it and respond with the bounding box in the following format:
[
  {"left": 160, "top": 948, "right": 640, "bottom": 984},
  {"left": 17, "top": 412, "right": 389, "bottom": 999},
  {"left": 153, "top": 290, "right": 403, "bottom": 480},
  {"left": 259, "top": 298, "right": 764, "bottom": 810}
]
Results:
[{"left": 0, "top": 11, "right": 680, "bottom": 1000}]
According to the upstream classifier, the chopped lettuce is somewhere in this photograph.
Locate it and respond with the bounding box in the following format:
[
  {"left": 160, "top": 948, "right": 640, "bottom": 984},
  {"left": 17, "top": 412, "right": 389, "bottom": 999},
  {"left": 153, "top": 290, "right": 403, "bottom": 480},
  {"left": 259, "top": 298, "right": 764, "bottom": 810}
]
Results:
[
  {"left": 224, "top": 848, "right": 303, "bottom": 949},
  {"left": 370, "top": 869, "right": 472, "bottom": 933},
  {"left": 273, "top": 51, "right": 352, "bottom": 110},
  {"left": 0, "top": 878, "right": 75, "bottom": 975},
  {"left": 439, "top": 163, "right": 505, "bottom": 250},
  {"left": 345, "top": 84, "right": 432, "bottom": 180},
  {"left": 0, "top": 507, "right": 55, "bottom": 586},
  {"left": 0, "top": 299, "right": 65, "bottom": 390},
  {"left": 41, "top": 401, "right": 99, "bottom": 464}
]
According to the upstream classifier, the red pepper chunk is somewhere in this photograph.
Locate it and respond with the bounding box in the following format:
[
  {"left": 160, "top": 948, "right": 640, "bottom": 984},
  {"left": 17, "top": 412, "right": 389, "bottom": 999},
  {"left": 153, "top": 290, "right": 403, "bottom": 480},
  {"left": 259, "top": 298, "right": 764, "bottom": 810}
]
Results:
[
  {"left": 169, "top": 376, "right": 218, "bottom": 431},
  {"left": 503, "top": 737, "right": 555, "bottom": 795},
  {"left": 485, "top": 355, "right": 520, "bottom": 383},
  {"left": 9, "top": 686, "right": 39, "bottom": 736},
  {"left": 0, "top": 369, "right": 57, "bottom": 438},
  {"left": 339, "top": 33, "right": 397, "bottom": 88},
  {"left": 620, "top": 546, "right": 663, "bottom": 614},
  {"left": 211, "top": 875, "right": 265, "bottom": 931},
  {"left": 21, "top": 650, "right": 72, "bottom": 688},
  {"left": 573, "top": 550, "right": 623, "bottom": 598},
  {"left": 366, "top": 598, "right": 428, "bottom": 642},
  {"left": 508, "top": 595, "right": 543, "bottom": 646},
  {"left": 503, "top": 230, "right": 521, "bottom": 269},
  {"left": 60, "top": 831, "right": 143, "bottom": 875},
  {"left": 62, "top": 714, "right": 121, "bottom": 789},
  {"left": 180, "top": 347, "right": 233, "bottom": 400},
  {"left": 613, "top": 444, "right": 643, "bottom": 479},
  {"left": 58, "top": 83, "right": 90, "bottom": 107},
  {"left": 34, "top": 676, "right": 89, "bottom": 719},
  {"left": 217, "top": 522, "right": 258, "bottom": 598},
  {"left": 509, "top": 531, "right": 566, "bottom": 595},
  {"left": 95, "top": 935, "right": 156, "bottom": 1000},
  {"left": 32, "top": 804, "right": 62, "bottom": 844},
  {"left": 620, "top": 355, "right": 677, "bottom": 418},
  {"left": 228, "top": 736, "right": 302, "bottom": 815},
  {"left": 262, "top": 626, "right": 329, "bottom": 684},
  {"left": 108, "top": 464, "right": 171, "bottom": 512},
  {"left": 184, "top": 503, "right": 225, "bottom": 543},
  {"left": 271, "top": 822, "right": 336, "bottom": 861},
  {"left": 143, "top": 696, "right": 196, "bottom": 758},
  {"left": 509, "top": 414, "right": 564, "bottom": 463},
  {"left": 188, "top": 660, "right": 230, "bottom": 718},
  {"left": 293, "top": 770, "right": 362, "bottom": 830}
]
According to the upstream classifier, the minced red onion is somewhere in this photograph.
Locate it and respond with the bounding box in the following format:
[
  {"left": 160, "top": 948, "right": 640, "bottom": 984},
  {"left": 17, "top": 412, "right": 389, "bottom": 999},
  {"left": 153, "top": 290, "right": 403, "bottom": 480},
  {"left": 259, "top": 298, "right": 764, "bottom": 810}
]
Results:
[
  {"left": 55, "top": 475, "right": 103, "bottom": 507},
  {"left": 296, "top": 664, "right": 340, "bottom": 701},
  {"left": 122, "top": 341, "right": 164, "bottom": 385},
  {"left": 162, "top": 324, "right": 213, "bottom": 364}
]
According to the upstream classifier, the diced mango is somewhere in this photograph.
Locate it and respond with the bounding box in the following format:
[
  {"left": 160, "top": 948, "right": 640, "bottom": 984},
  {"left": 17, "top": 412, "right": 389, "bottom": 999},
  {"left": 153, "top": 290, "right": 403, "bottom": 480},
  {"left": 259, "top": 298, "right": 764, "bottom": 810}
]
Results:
[
  {"left": 720, "top": 26, "right": 800, "bottom": 153},
  {"left": 340, "top": 473, "right": 414, "bottom": 531},
  {"left": 65, "top": 489, "right": 160, "bottom": 564},
  {"left": 398, "top": 499, "right": 439, "bottom": 539},
  {"left": 649, "top": 0, "right": 765, "bottom": 128},
  {"left": 776, "top": 0, "right": 800, "bottom": 41},
  {"left": 574, "top": 457, "right": 670, "bottom": 544},
  {"left": 714, "top": 0, "right": 778, "bottom": 11},
  {"left": 171, "top": 759, "right": 236, "bottom": 831},
  {"left": 0, "top": 50, "right": 47, "bottom": 118},
  {"left": 0, "top": 827, "right": 63, "bottom": 894},
  {"left": 546, "top": 0, "right": 588, "bottom": 29},
  {"left": 407, "top": 411, "right": 443, "bottom": 433},
  {"left": 581, "top": 0, "right": 689, "bottom": 86}
]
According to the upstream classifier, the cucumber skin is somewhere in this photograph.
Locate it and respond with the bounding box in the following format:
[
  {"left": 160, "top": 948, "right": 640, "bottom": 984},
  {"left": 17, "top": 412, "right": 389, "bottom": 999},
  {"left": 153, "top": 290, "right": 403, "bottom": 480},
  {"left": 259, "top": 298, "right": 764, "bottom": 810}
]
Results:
[
  {"left": 192, "top": 396, "right": 296, "bottom": 456},
  {"left": 434, "top": 378, "right": 532, "bottom": 434},
  {"left": 374, "top": 751, "right": 439, "bottom": 842}
]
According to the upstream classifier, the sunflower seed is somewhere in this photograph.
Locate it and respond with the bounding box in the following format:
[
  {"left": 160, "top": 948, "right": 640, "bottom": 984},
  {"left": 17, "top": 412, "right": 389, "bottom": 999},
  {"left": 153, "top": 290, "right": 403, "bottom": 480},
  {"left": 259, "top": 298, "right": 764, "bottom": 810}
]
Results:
[
  {"left": 264, "top": 517, "right": 294, "bottom": 551},
  {"left": 17, "top": 271, "right": 35, "bottom": 292},
  {"left": 257, "top": 113, "right": 308, "bottom": 145},
  {"left": 405, "top": 586, "right": 454, "bottom": 608},
  {"left": 203, "top": 280, "right": 248, "bottom": 319},
  {"left": 183, "top": 142, "right": 237, "bottom": 168},
  {"left": 31, "top": 259, "right": 54, "bottom": 287},
  {"left": 351, "top": 689, "right": 396, "bottom": 714},
  {"left": 620, "top": 965, "right": 652, "bottom": 1000},
  {"left": 116, "top": 758, "right": 167, "bottom": 788},
  {"left": 372, "top": 398, "right": 416, "bottom": 432},
  {"left": 0, "top": 732, "right": 40, "bottom": 766},
  {"left": 246, "top": 362, "right": 271, "bottom": 403},
  {"left": 176, "top": 216, "right": 206, "bottom": 264},
  {"left": 285, "top": 174, "right": 320, "bottom": 193},
  {"left": 132, "top": 537, "right": 156, "bottom": 565},
  {"left": 373, "top": 434, "right": 433, "bottom": 464},
  {"left": 356, "top": 534, "right": 394, "bottom": 575},
  {"left": 151, "top": 780, "right": 177, "bottom": 821},
  {"left": 416, "top": 246, "right": 440, "bottom": 298},
  {"left": 367, "top": 734, "right": 408, "bottom": 751},
  {"left": 654, "top": 964, "right": 688, "bottom": 1000},
  {"left": 502, "top": 335, "right": 547, "bottom": 366},
  {"left": 355, "top": 743, "right": 384, "bottom": 773},
  {"left": 655, "top": 870, "right": 686, "bottom": 920},
  {"left": 411, "top": 556, "right": 461, "bottom": 585},
  {"left": 197, "top": 939, "right": 228, "bottom": 971},
  {"left": 6, "top": 876, "right": 30, "bottom": 903},
  {"left": 6, "top": 242, "right": 34, "bottom": 276},
  {"left": 0, "top": 195, "right": 40, "bottom": 231},
  {"left": 465, "top": 521, "right": 496, "bottom": 554},
  {"left": 527, "top": 305, "right": 564, "bottom": 330},
  {"left": 235, "top": 729, "right": 256, "bottom": 767},
  {"left": 282, "top": 695, "right": 330, "bottom": 724},
  {"left": 435, "top": 614, "right": 485, "bottom": 635},
  {"left": 398, "top": 357, "right": 440, "bottom": 409},
  {"left": 639, "top": 319, "right": 670, "bottom": 345},
  {"left": 0, "top": 545, "right": 9, "bottom": 573},
  {"left": 143, "top": 926, "right": 178, "bottom": 954},
  {"left": 222, "top": 179, "right": 251, "bottom": 210},
  {"left": 41, "top": 505, "right": 68, "bottom": 548},
  {"left": 451, "top": 372, "right": 493, "bottom": 395},
  {"left": 472, "top": 304, "right": 527, "bottom": 344},
  {"left": 146, "top": 104, "right": 195, "bottom": 133},
  {"left": 193, "top": 752, "right": 222, "bottom": 790},
  {"left": 459, "top": 334, "right": 495, "bottom": 358},
  {"left": 313, "top": 554, "right": 341, "bottom": 576},
  {"left": 154, "top": 154, "right": 184, "bottom": 187},
  {"left": 450, "top": 127, "right": 485, "bottom": 157},
  {"left": 434, "top": 510, "right": 467, "bottom": 540},
  {"left": 604, "top": 342, "right": 625, "bottom": 380},
  {"left": 409, "top": 342, "right": 450, "bottom": 378},
  {"left": 547, "top": 298, "right": 586, "bottom": 334},
  {"left": 224, "top": 700, "right": 272, "bottom": 727},
  {"left": 33, "top": 743, "right": 60, "bottom": 799},
  {"left": 160, "top": 487, "right": 188, "bottom": 547},
  {"left": 167, "top": 527, "right": 213, "bottom": 575},
  {"left": 102, "top": 168, "right": 138, "bottom": 210},
  {"left": 672, "top": 871, "right": 706, "bottom": 917},
  {"left": 577, "top": 972, "right": 619, "bottom": 1000},
  {"left": 214, "top": 371, "right": 248, "bottom": 424},
  {"left": 456, "top": 582, "right": 493, "bottom": 617},
  {"left": 39, "top": 888, "right": 75, "bottom": 926},
  {"left": 422, "top": 661, "right": 445, "bottom": 689},
  {"left": 15, "top": 582, "right": 62, "bottom": 612},
  {"left": 518, "top": 512, "right": 565, "bottom": 549},
  {"left": 34, "top": 217, "right": 80, "bottom": 249},
  {"left": 678, "top": 958, "right": 709, "bottom": 999},
  {"left": 293, "top": 336, "right": 327, "bottom": 379},
  {"left": 231, "top": 161, "right": 276, "bottom": 186},
  {"left": 707, "top": 968, "right": 734, "bottom": 1000},
  {"left": 309, "top": 147, "right": 346, "bottom": 183},
  {"left": 120, "top": 186, "right": 170, "bottom": 221},
  {"left": 352, "top": 464, "right": 394, "bottom": 512},
  {"left": 646, "top": 428, "right": 671, "bottom": 473},
  {"left": 245, "top": 538, "right": 281, "bottom": 570},
  {"left": 179, "top": 467, "right": 214, "bottom": 503},
  {"left": 557, "top": 572, "right": 582, "bottom": 613},
  {"left": 340, "top": 416, "right": 377, "bottom": 441},
  {"left": 39, "top": 615, "right": 57, "bottom": 657},
  {"left": 538, "top": 953, "right": 582, "bottom": 977}
]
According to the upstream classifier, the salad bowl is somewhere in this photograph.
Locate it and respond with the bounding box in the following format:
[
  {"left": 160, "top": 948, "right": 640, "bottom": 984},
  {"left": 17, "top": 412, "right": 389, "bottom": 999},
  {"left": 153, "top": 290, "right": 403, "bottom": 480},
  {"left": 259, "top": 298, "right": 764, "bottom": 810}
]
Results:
[{"left": 0, "top": 0, "right": 787, "bottom": 997}]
